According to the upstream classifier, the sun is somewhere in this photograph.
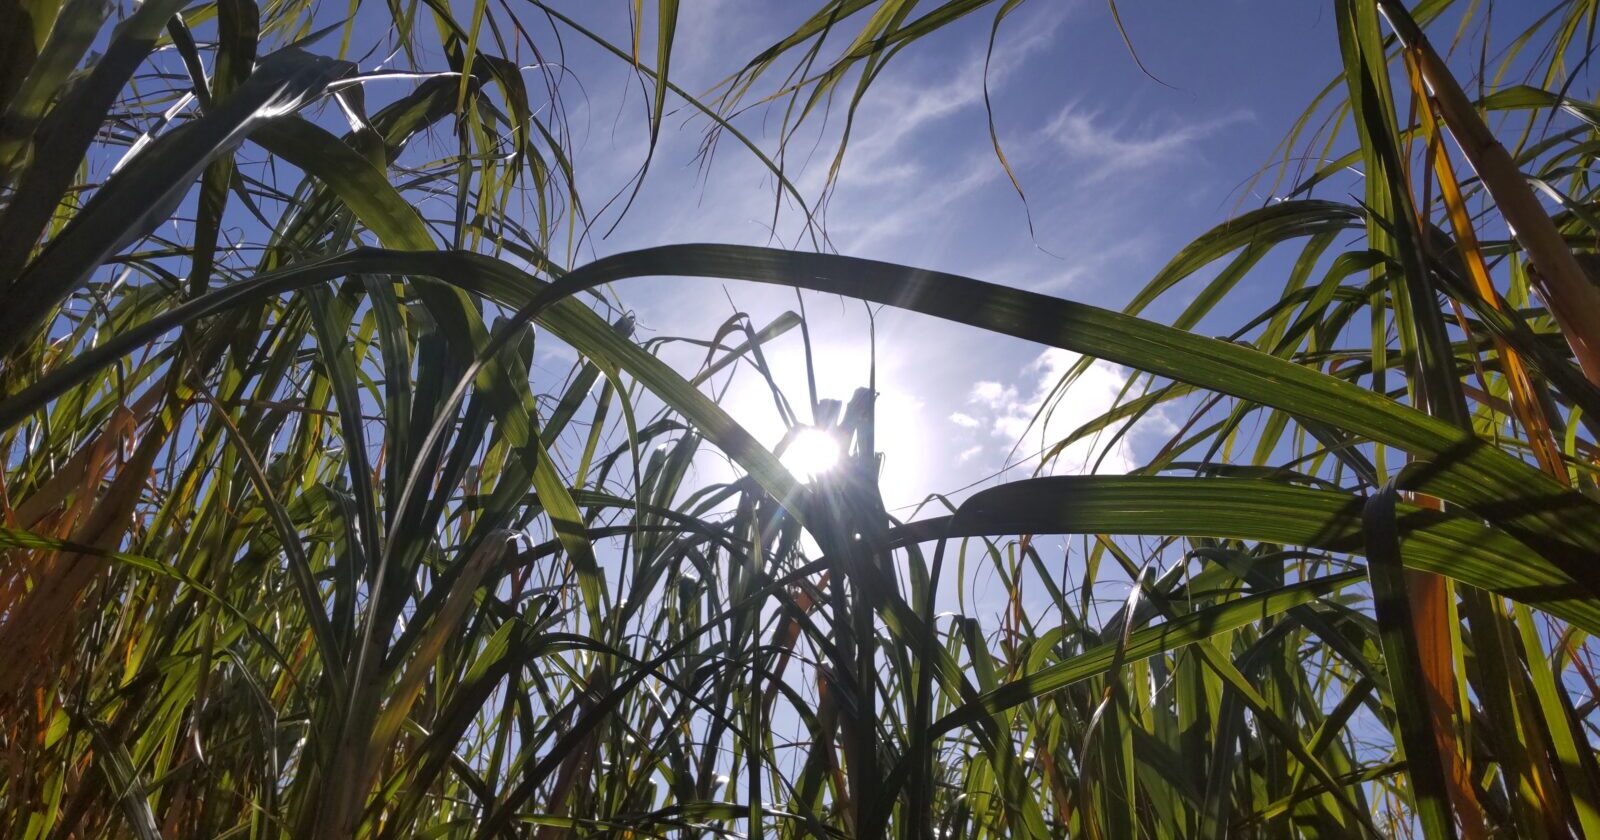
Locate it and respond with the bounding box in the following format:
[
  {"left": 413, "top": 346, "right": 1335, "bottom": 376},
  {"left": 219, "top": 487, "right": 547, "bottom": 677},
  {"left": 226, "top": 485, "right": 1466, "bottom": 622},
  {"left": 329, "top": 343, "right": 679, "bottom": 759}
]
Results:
[{"left": 781, "top": 428, "right": 841, "bottom": 482}]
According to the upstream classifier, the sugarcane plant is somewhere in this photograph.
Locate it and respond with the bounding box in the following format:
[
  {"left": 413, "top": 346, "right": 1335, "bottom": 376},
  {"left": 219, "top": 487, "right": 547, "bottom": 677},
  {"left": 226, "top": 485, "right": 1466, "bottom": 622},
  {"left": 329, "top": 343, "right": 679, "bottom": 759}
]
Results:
[{"left": 4, "top": 0, "right": 1600, "bottom": 837}]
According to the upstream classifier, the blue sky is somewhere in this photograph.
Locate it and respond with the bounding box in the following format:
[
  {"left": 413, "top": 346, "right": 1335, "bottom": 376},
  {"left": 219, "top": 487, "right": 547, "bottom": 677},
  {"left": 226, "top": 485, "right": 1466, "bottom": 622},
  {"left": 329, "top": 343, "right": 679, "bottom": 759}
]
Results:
[
  {"left": 79, "top": 0, "right": 1550, "bottom": 521},
  {"left": 517, "top": 1, "right": 1353, "bottom": 509},
  {"left": 81, "top": 0, "right": 1548, "bottom": 621}
]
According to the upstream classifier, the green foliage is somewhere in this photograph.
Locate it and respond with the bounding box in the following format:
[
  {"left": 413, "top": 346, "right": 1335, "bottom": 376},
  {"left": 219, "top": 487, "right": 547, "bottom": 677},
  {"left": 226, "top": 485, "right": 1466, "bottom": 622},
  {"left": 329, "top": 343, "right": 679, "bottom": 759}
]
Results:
[{"left": 3, "top": 0, "right": 1600, "bottom": 837}]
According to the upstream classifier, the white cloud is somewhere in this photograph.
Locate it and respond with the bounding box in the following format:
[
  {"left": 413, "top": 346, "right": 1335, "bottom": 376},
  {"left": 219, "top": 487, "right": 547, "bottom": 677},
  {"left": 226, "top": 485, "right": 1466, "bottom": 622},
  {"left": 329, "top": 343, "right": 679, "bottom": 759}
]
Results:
[
  {"left": 814, "top": 2, "right": 1073, "bottom": 193},
  {"left": 970, "top": 380, "right": 1015, "bottom": 409},
  {"left": 962, "top": 348, "right": 1160, "bottom": 475},
  {"left": 949, "top": 411, "right": 981, "bottom": 428},
  {"left": 1044, "top": 105, "right": 1253, "bottom": 183},
  {"left": 834, "top": 157, "right": 1001, "bottom": 255},
  {"left": 780, "top": 2, "right": 1072, "bottom": 257}
]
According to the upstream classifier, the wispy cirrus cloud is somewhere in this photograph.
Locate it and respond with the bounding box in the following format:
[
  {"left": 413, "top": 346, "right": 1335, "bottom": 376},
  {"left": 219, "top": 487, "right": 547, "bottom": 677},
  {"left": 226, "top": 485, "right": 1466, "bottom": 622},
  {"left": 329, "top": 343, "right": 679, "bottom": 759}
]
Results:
[
  {"left": 1044, "top": 104, "right": 1254, "bottom": 183},
  {"left": 799, "top": 2, "right": 1074, "bottom": 255},
  {"left": 814, "top": 1, "right": 1076, "bottom": 192}
]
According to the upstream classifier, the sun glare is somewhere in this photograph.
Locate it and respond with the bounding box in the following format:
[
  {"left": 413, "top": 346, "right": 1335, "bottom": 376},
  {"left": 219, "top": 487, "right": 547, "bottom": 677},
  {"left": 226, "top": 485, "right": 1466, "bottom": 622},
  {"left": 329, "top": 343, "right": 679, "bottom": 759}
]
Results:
[{"left": 782, "top": 428, "right": 841, "bottom": 482}]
